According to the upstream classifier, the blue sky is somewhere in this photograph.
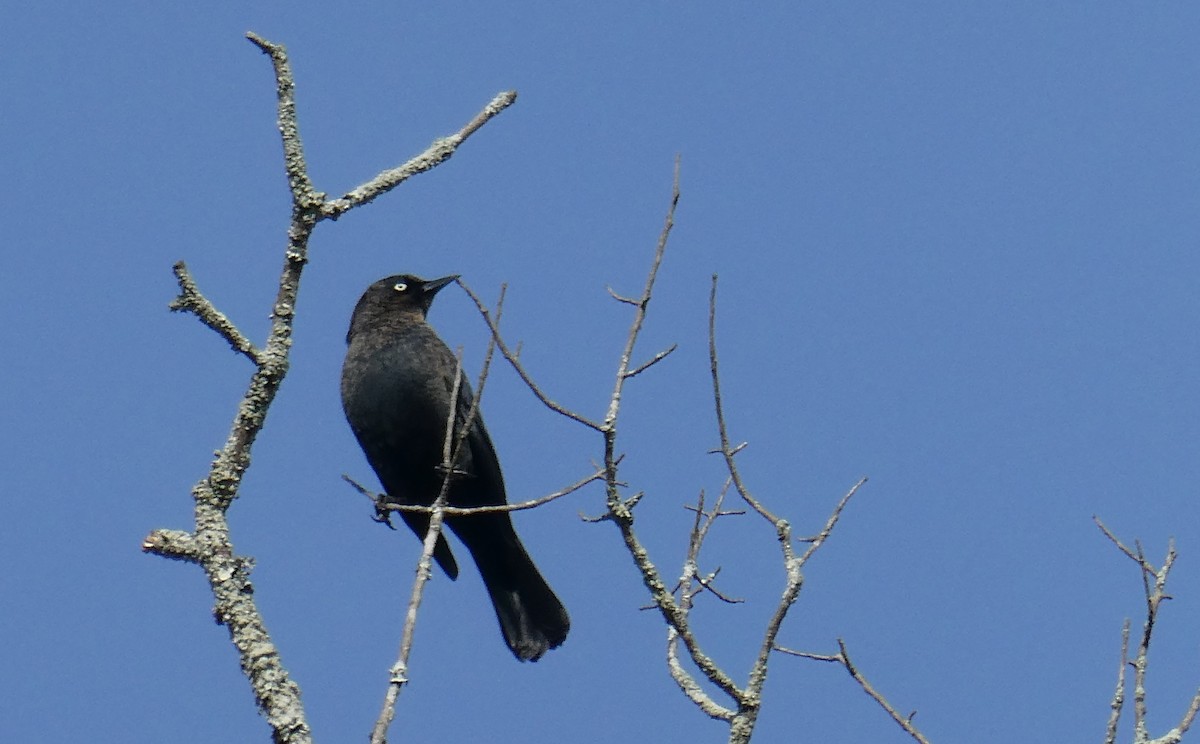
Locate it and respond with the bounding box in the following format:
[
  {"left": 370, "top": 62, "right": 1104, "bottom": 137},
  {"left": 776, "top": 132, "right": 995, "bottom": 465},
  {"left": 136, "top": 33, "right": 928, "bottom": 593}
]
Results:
[{"left": 5, "top": 3, "right": 1200, "bottom": 742}]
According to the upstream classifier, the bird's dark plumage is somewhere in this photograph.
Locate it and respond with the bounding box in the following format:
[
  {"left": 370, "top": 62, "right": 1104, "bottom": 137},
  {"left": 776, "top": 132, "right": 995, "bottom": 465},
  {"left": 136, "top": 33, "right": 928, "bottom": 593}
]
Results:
[{"left": 341, "top": 274, "right": 569, "bottom": 661}]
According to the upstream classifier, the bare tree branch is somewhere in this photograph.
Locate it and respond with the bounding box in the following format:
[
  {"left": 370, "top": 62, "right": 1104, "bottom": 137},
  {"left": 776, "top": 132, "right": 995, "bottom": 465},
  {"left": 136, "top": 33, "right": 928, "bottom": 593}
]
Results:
[
  {"left": 783, "top": 641, "right": 930, "bottom": 744},
  {"left": 797, "top": 476, "right": 869, "bottom": 568},
  {"left": 325, "top": 90, "right": 518, "bottom": 218},
  {"left": 667, "top": 625, "right": 737, "bottom": 722},
  {"left": 708, "top": 273, "right": 793, "bottom": 740},
  {"left": 772, "top": 646, "right": 839, "bottom": 662},
  {"left": 144, "top": 32, "right": 519, "bottom": 744},
  {"left": 707, "top": 272, "right": 879, "bottom": 741},
  {"left": 590, "top": 159, "right": 747, "bottom": 707},
  {"left": 246, "top": 32, "right": 320, "bottom": 207},
  {"left": 708, "top": 275, "right": 781, "bottom": 528},
  {"left": 665, "top": 486, "right": 739, "bottom": 719},
  {"left": 454, "top": 155, "right": 876, "bottom": 743},
  {"left": 1095, "top": 519, "right": 1200, "bottom": 744},
  {"left": 1104, "top": 620, "right": 1130, "bottom": 744},
  {"left": 601, "top": 158, "right": 678, "bottom": 433}
]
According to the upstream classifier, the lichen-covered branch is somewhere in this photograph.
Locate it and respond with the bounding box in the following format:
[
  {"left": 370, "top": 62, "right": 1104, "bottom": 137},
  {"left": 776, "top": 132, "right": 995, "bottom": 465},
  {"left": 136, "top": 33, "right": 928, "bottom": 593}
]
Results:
[
  {"left": 143, "top": 31, "right": 518, "bottom": 744},
  {"left": 325, "top": 91, "right": 517, "bottom": 218}
]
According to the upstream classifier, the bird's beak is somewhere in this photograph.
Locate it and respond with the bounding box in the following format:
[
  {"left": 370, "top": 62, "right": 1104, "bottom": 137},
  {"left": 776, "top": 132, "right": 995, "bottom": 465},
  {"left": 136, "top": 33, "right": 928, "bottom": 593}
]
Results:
[{"left": 422, "top": 275, "right": 460, "bottom": 296}]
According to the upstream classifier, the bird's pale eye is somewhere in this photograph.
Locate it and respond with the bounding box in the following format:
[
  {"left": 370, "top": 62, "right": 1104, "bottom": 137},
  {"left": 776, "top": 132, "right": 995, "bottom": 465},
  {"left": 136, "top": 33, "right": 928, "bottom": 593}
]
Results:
[{"left": 393, "top": 282, "right": 408, "bottom": 292}]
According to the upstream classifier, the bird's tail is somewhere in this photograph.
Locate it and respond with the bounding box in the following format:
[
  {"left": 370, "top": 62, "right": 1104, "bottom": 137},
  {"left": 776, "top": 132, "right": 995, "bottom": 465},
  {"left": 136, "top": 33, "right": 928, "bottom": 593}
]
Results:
[{"left": 459, "top": 518, "right": 570, "bottom": 662}]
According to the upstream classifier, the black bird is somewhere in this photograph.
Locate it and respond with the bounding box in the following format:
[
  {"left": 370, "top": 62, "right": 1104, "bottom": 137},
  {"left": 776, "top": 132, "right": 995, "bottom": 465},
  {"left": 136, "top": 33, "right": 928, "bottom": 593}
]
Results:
[{"left": 341, "top": 274, "right": 569, "bottom": 661}]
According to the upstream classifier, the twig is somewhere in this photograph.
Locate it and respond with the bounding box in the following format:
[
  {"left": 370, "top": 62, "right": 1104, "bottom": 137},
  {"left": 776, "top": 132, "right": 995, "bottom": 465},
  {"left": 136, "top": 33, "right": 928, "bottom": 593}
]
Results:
[
  {"left": 773, "top": 646, "right": 839, "bottom": 662},
  {"left": 694, "top": 572, "right": 743, "bottom": 604},
  {"left": 602, "top": 158, "right": 678, "bottom": 432},
  {"left": 325, "top": 91, "right": 518, "bottom": 218},
  {"left": 832, "top": 639, "right": 932, "bottom": 744},
  {"left": 625, "top": 344, "right": 679, "bottom": 379},
  {"left": 457, "top": 280, "right": 603, "bottom": 431},
  {"left": 168, "top": 262, "right": 262, "bottom": 362},
  {"left": 354, "top": 467, "right": 605, "bottom": 516},
  {"left": 797, "top": 476, "right": 869, "bottom": 568},
  {"left": 596, "top": 159, "right": 744, "bottom": 702},
  {"left": 709, "top": 274, "right": 780, "bottom": 527},
  {"left": 606, "top": 285, "right": 640, "bottom": 305},
  {"left": 1093, "top": 516, "right": 1157, "bottom": 578}
]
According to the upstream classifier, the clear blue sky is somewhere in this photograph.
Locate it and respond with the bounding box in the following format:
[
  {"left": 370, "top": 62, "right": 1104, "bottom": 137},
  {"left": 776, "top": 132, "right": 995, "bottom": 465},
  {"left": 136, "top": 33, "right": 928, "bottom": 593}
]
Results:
[{"left": 4, "top": 3, "right": 1200, "bottom": 742}]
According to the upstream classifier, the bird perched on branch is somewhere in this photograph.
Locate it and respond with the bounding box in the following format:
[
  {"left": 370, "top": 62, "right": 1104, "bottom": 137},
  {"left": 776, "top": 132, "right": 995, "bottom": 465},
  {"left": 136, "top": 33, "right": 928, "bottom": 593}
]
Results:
[{"left": 340, "top": 273, "right": 569, "bottom": 661}]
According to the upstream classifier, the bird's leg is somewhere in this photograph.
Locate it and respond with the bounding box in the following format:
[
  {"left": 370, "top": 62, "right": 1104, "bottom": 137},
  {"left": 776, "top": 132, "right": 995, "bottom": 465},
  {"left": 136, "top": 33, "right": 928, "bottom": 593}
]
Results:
[{"left": 371, "top": 495, "right": 399, "bottom": 529}]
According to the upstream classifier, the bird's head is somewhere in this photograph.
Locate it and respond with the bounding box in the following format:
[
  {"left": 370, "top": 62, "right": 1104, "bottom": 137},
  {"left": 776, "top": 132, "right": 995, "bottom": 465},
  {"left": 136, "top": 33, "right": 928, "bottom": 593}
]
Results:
[{"left": 346, "top": 273, "right": 460, "bottom": 344}]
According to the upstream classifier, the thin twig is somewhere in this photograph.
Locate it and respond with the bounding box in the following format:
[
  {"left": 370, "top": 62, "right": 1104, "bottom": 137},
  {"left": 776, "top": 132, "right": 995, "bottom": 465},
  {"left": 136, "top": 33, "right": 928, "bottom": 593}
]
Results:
[
  {"left": 835, "top": 639, "right": 933, "bottom": 744},
  {"left": 580, "top": 492, "right": 644, "bottom": 523},
  {"left": 457, "top": 280, "right": 604, "bottom": 431},
  {"left": 773, "top": 645, "right": 840, "bottom": 662},
  {"left": 797, "top": 476, "right": 869, "bottom": 568},
  {"left": 625, "top": 344, "right": 679, "bottom": 379},
  {"left": 1094, "top": 516, "right": 1157, "bottom": 578},
  {"left": 694, "top": 572, "right": 743, "bottom": 604},
  {"left": 602, "top": 157, "right": 678, "bottom": 431},
  {"left": 709, "top": 274, "right": 781, "bottom": 527},
  {"left": 345, "top": 465, "right": 604, "bottom": 516}
]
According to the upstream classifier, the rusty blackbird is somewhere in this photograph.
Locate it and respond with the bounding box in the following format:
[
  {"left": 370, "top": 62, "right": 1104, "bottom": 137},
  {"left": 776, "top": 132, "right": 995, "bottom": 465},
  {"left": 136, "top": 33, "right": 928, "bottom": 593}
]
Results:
[{"left": 341, "top": 274, "right": 569, "bottom": 661}]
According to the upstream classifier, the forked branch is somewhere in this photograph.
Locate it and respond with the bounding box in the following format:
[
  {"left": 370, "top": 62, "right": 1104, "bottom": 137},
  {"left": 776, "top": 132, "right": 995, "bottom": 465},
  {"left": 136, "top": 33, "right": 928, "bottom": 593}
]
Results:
[
  {"left": 144, "top": 32, "right": 518, "bottom": 744},
  {"left": 1095, "top": 518, "right": 1200, "bottom": 744}
]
